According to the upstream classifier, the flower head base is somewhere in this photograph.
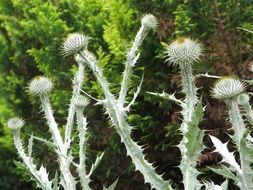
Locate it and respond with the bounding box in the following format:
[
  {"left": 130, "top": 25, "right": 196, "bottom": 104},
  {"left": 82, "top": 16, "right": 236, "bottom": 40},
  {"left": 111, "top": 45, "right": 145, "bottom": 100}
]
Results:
[
  {"left": 28, "top": 76, "right": 53, "bottom": 96},
  {"left": 62, "top": 33, "right": 89, "bottom": 56},
  {"left": 80, "top": 50, "right": 97, "bottom": 64},
  {"left": 141, "top": 14, "right": 158, "bottom": 30},
  {"left": 211, "top": 77, "right": 245, "bottom": 100},
  {"left": 8, "top": 117, "right": 24, "bottom": 131},
  {"left": 73, "top": 95, "right": 89, "bottom": 109},
  {"left": 165, "top": 37, "right": 202, "bottom": 66}
]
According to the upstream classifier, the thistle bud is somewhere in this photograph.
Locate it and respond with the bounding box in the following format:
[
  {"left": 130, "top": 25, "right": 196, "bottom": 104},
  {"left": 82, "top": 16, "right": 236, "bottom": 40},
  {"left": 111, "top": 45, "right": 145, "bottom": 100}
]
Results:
[
  {"left": 73, "top": 95, "right": 89, "bottom": 109},
  {"left": 62, "top": 33, "right": 88, "bottom": 56},
  {"left": 8, "top": 117, "right": 25, "bottom": 131},
  {"left": 165, "top": 37, "right": 202, "bottom": 66},
  {"left": 28, "top": 76, "right": 53, "bottom": 96},
  {"left": 141, "top": 14, "right": 158, "bottom": 30},
  {"left": 211, "top": 77, "right": 245, "bottom": 100}
]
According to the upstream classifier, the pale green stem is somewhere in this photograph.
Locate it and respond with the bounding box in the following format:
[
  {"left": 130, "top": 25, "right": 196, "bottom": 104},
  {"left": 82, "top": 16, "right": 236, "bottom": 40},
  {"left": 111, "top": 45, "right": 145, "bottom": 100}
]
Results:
[
  {"left": 118, "top": 24, "right": 150, "bottom": 106},
  {"left": 13, "top": 130, "right": 52, "bottom": 190},
  {"left": 80, "top": 53, "right": 173, "bottom": 190},
  {"left": 76, "top": 108, "right": 91, "bottom": 190},
  {"left": 65, "top": 63, "right": 85, "bottom": 150},
  {"left": 179, "top": 64, "right": 199, "bottom": 190},
  {"left": 40, "top": 95, "right": 76, "bottom": 190},
  {"left": 226, "top": 99, "right": 249, "bottom": 190}
]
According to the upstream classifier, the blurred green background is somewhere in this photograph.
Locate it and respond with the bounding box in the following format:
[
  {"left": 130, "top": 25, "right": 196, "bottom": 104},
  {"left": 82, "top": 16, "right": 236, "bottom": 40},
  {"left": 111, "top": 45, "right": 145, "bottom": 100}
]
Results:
[{"left": 0, "top": 0, "right": 253, "bottom": 189}]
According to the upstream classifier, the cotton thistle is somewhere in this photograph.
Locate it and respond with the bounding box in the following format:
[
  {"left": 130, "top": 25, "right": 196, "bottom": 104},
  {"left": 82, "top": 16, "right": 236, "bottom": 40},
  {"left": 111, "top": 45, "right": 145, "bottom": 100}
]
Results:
[
  {"left": 165, "top": 37, "right": 202, "bottom": 67},
  {"left": 211, "top": 77, "right": 246, "bottom": 141},
  {"left": 212, "top": 77, "right": 245, "bottom": 100},
  {"left": 8, "top": 117, "right": 53, "bottom": 190},
  {"left": 8, "top": 117, "right": 25, "bottom": 131},
  {"left": 211, "top": 77, "right": 253, "bottom": 190},
  {"left": 28, "top": 76, "right": 53, "bottom": 95},
  {"left": 161, "top": 37, "right": 204, "bottom": 190},
  {"left": 29, "top": 76, "right": 76, "bottom": 190},
  {"left": 77, "top": 14, "right": 174, "bottom": 190},
  {"left": 62, "top": 33, "right": 89, "bottom": 56},
  {"left": 73, "top": 95, "right": 91, "bottom": 190}
]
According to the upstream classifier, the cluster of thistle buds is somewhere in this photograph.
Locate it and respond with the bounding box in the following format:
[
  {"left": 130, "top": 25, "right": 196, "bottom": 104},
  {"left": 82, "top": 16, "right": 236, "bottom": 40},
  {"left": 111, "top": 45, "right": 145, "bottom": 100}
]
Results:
[
  {"left": 7, "top": 12, "right": 253, "bottom": 190},
  {"left": 7, "top": 14, "right": 172, "bottom": 190},
  {"left": 7, "top": 24, "right": 110, "bottom": 190}
]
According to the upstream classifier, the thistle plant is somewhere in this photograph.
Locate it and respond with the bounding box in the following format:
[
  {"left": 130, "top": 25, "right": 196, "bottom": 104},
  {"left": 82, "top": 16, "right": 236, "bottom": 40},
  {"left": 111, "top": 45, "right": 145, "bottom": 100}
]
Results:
[
  {"left": 149, "top": 37, "right": 205, "bottom": 190},
  {"left": 210, "top": 76, "right": 253, "bottom": 189},
  {"left": 8, "top": 11, "right": 253, "bottom": 190},
  {"left": 76, "top": 14, "right": 174, "bottom": 190},
  {"left": 8, "top": 14, "right": 175, "bottom": 190},
  {"left": 8, "top": 33, "right": 116, "bottom": 190}
]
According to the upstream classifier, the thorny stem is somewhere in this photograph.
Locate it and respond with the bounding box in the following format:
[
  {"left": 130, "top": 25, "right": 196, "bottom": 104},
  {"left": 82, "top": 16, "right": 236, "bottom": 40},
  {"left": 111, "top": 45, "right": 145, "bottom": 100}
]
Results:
[
  {"left": 118, "top": 24, "right": 150, "bottom": 106},
  {"left": 65, "top": 63, "right": 85, "bottom": 151},
  {"left": 80, "top": 52, "right": 173, "bottom": 190},
  {"left": 179, "top": 64, "right": 199, "bottom": 190},
  {"left": 76, "top": 108, "right": 91, "bottom": 190},
  {"left": 226, "top": 99, "right": 249, "bottom": 190},
  {"left": 40, "top": 95, "right": 76, "bottom": 190},
  {"left": 13, "top": 130, "right": 52, "bottom": 190},
  {"left": 180, "top": 64, "right": 197, "bottom": 133}
]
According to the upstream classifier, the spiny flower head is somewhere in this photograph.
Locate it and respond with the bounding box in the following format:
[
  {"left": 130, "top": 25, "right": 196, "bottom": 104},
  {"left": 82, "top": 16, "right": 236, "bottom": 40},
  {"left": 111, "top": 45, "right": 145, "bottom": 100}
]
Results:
[
  {"left": 141, "top": 14, "right": 158, "bottom": 30},
  {"left": 211, "top": 77, "right": 245, "bottom": 100},
  {"left": 73, "top": 95, "right": 89, "bottom": 109},
  {"left": 62, "top": 33, "right": 88, "bottom": 56},
  {"left": 28, "top": 76, "right": 53, "bottom": 96},
  {"left": 8, "top": 117, "right": 25, "bottom": 131},
  {"left": 165, "top": 37, "right": 202, "bottom": 66}
]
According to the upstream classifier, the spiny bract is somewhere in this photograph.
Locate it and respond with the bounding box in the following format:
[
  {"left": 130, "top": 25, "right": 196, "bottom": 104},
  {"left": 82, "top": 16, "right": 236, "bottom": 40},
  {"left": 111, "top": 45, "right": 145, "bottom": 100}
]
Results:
[
  {"left": 211, "top": 77, "right": 245, "bottom": 100},
  {"left": 62, "top": 33, "right": 88, "bottom": 56},
  {"left": 28, "top": 76, "right": 53, "bottom": 96},
  {"left": 73, "top": 95, "right": 89, "bottom": 109},
  {"left": 8, "top": 117, "right": 25, "bottom": 131},
  {"left": 165, "top": 37, "right": 202, "bottom": 66}
]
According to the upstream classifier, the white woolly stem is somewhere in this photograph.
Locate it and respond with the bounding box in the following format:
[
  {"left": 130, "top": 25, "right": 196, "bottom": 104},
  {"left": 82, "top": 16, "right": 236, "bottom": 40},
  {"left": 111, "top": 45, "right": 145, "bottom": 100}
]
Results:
[
  {"left": 76, "top": 108, "right": 91, "bottom": 190},
  {"left": 118, "top": 23, "right": 150, "bottom": 106},
  {"left": 226, "top": 99, "right": 249, "bottom": 190},
  {"left": 180, "top": 64, "right": 197, "bottom": 125},
  {"left": 179, "top": 64, "right": 199, "bottom": 190},
  {"left": 227, "top": 99, "right": 246, "bottom": 145},
  {"left": 40, "top": 95, "right": 76, "bottom": 190},
  {"left": 13, "top": 130, "right": 52, "bottom": 190},
  {"left": 64, "top": 62, "right": 85, "bottom": 150},
  {"left": 80, "top": 53, "right": 173, "bottom": 190}
]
